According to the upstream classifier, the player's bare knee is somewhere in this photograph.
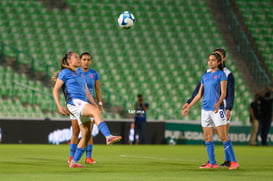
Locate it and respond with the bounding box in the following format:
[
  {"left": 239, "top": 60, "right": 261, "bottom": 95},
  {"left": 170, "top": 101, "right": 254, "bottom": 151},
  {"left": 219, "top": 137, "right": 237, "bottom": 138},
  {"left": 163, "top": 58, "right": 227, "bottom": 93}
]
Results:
[
  {"left": 204, "top": 136, "right": 213, "bottom": 142},
  {"left": 219, "top": 135, "right": 228, "bottom": 142},
  {"left": 91, "top": 108, "right": 101, "bottom": 118}
]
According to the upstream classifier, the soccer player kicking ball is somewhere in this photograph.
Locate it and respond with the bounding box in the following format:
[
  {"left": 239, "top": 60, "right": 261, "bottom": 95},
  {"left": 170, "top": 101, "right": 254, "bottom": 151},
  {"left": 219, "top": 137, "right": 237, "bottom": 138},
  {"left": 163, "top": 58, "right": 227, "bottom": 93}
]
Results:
[
  {"left": 182, "top": 53, "right": 239, "bottom": 170},
  {"left": 68, "top": 52, "right": 103, "bottom": 165},
  {"left": 53, "top": 52, "right": 121, "bottom": 168}
]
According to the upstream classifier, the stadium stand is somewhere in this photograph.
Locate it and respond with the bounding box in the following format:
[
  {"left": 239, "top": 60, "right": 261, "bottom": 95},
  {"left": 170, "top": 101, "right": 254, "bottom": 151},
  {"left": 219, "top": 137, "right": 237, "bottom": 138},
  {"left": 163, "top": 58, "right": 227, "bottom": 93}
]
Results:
[
  {"left": 235, "top": 0, "right": 273, "bottom": 75},
  {"left": 0, "top": 65, "right": 62, "bottom": 118},
  {"left": 0, "top": 0, "right": 254, "bottom": 123}
]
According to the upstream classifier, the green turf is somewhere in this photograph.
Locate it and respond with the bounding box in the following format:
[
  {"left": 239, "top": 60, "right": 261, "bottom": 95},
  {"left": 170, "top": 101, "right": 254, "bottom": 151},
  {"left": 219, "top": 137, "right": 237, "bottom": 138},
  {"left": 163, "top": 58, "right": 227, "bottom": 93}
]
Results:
[{"left": 0, "top": 144, "right": 272, "bottom": 181}]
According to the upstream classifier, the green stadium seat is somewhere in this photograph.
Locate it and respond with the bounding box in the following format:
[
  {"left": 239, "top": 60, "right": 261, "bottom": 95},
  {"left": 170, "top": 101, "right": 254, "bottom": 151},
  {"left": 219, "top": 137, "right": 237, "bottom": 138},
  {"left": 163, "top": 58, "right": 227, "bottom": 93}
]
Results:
[
  {"left": 0, "top": 0, "right": 254, "bottom": 122},
  {"left": 236, "top": 0, "right": 273, "bottom": 77}
]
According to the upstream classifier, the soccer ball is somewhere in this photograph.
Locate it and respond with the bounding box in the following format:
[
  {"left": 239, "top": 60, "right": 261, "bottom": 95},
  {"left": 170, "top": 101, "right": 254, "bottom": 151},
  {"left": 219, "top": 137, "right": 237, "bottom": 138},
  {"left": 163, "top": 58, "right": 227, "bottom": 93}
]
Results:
[
  {"left": 117, "top": 11, "right": 136, "bottom": 29},
  {"left": 168, "top": 139, "right": 176, "bottom": 145}
]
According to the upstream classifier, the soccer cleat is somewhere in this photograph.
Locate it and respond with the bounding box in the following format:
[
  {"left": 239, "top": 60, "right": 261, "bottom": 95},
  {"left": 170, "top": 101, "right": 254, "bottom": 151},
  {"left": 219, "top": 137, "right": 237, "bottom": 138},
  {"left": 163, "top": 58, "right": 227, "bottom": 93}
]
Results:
[
  {"left": 220, "top": 160, "right": 231, "bottom": 167},
  {"left": 201, "top": 161, "right": 209, "bottom": 167},
  {"left": 199, "top": 163, "right": 219, "bottom": 169},
  {"left": 67, "top": 156, "right": 73, "bottom": 164},
  {"left": 229, "top": 162, "right": 240, "bottom": 170},
  {"left": 106, "top": 135, "right": 122, "bottom": 145},
  {"left": 69, "top": 162, "right": 85, "bottom": 168},
  {"left": 85, "top": 157, "right": 96, "bottom": 164}
]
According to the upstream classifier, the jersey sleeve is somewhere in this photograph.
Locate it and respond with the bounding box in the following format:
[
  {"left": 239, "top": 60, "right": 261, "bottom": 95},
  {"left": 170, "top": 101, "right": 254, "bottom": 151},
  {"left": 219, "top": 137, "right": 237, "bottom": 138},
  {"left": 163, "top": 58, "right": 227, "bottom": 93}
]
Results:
[
  {"left": 95, "top": 70, "right": 100, "bottom": 81},
  {"left": 220, "top": 71, "right": 227, "bottom": 81},
  {"left": 226, "top": 73, "right": 235, "bottom": 110},
  {"left": 57, "top": 69, "right": 67, "bottom": 82}
]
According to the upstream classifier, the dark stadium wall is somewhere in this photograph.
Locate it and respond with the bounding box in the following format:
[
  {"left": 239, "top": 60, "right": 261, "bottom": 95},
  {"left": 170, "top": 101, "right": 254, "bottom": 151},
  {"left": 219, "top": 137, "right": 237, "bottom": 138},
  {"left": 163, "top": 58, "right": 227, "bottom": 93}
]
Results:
[{"left": 0, "top": 119, "right": 165, "bottom": 144}]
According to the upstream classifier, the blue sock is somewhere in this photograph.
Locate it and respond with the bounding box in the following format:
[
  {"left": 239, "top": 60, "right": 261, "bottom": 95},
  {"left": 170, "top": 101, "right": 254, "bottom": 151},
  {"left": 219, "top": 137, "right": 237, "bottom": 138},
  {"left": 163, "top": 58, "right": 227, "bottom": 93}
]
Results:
[
  {"left": 70, "top": 143, "right": 77, "bottom": 157},
  {"left": 73, "top": 148, "right": 85, "bottom": 162},
  {"left": 205, "top": 141, "right": 216, "bottom": 164},
  {"left": 223, "top": 140, "right": 236, "bottom": 162},
  {"left": 225, "top": 136, "right": 230, "bottom": 161},
  {"left": 98, "top": 122, "right": 111, "bottom": 137},
  {"left": 86, "top": 144, "right": 93, "bottom": 158},
  {"left": 224, "top": 148, "right": 230, "bottom": 161}
]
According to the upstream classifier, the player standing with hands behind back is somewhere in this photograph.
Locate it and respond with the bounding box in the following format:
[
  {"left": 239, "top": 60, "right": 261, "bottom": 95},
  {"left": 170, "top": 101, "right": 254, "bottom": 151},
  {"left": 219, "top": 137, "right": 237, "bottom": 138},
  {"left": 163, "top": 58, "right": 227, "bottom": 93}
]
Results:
[{"left": 182, "top": 53, "right": 239, "bottom": 170}]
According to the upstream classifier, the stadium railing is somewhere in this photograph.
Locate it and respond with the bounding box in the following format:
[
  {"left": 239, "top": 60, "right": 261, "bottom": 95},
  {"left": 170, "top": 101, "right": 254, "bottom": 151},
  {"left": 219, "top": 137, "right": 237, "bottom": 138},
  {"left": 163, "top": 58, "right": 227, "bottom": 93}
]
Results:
[
  {"left": 0, "top": 42, "right": 52, "bottom": 86},
  {"left": 0, "top": 61, "right": 170, "bottom": 119},
  {"left": 12, "top": 81, "right": 56, "bottom": 112},
  {"left": 219, "top": 0, "right": 272, "bottom": 88}
]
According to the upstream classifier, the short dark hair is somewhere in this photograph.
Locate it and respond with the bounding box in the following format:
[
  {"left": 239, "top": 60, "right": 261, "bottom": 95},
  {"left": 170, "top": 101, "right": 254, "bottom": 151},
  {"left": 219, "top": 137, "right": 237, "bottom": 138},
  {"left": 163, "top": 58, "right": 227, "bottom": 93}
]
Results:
[
  {"left": 214, "top": 48, "right": 226, "bottom": 58},
  {"left": 80, "top": 52, "right": 92, "bottom": 59},
  {"left": 137, "top": 94, "right": 142, "bottom": 98}
]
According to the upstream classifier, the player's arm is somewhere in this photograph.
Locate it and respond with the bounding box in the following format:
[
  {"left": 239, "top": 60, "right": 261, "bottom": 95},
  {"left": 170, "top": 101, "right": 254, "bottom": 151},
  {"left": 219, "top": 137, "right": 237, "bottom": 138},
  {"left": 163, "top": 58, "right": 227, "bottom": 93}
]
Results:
[
  {"left": 182, "top": 84, "right": 203, "bottom": 116},
  {"left": 187, "top": 82, "right": 201, "bottom": 104},
  {"left": 182, "top": 82, "right": 201, "bottom": 110},
  {"left": 95, "top": 79, "right": 103, "bottom": 111},
  {"left": 214, "top": 80, "right": 227, "bottom": 113},
  {"left": 86, "top": 85, "right": 99, "bottom": 108},
  {"left": 52, "top": 79, "right": 69, "bottom": 115},
  {"left": 184, "top": 71, "right": 208, "bottom": 107},
  {"left": 143, "top": 103, "right": 149, "bottom": 111},
  {"left": 225, "top": 73, "right": 235, "bottom": 119}
]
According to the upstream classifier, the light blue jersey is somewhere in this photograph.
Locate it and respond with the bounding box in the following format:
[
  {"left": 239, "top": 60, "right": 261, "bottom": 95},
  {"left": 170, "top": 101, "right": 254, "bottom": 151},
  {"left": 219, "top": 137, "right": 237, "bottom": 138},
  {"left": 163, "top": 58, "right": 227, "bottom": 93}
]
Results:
[
  {"left": 58, "top": 69, "right": 87, "bottom": 105},
  {"left": 77, "top": 68, "right": 100, "bottom": 97},
  {"left": 201, "top": 70, "right": 227, "bottom": 111}
]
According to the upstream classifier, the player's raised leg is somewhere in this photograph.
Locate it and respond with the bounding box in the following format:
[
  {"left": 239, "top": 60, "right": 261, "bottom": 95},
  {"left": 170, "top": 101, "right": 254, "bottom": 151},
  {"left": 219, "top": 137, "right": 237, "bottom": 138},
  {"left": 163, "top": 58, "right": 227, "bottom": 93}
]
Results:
[{"left": 81, "top": 103, "right": 122, "bottom": 145}]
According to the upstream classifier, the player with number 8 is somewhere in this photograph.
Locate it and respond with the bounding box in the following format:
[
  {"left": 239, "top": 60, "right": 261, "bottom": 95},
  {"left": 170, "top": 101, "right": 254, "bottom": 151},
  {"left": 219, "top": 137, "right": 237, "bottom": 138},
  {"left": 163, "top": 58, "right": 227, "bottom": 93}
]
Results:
[{"left": 182, "top": 52, "right": 239, "bottom": 170}]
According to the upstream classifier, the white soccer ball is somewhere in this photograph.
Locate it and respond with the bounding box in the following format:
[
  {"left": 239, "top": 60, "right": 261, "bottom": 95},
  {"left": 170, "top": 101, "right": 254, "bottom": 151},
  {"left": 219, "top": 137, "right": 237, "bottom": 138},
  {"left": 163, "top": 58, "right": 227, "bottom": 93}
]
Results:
[
  {"left": 117, "top": 11, "right": 136, "bottom": 29},
  {"left": 168, "top": 139, "right": 176, "bottom": 145}
]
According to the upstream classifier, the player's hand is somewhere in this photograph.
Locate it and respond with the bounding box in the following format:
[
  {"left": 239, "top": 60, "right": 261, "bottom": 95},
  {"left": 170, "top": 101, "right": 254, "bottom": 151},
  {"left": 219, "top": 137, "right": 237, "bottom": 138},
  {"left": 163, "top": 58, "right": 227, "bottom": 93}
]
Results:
[
  {"left": 213, "top": 104, "right": 219, "bottom": 113},
  {"left": 226, "top": 109, "right": 231, "bottom": 120},
  {"left": 182, "top": 103, "right": 189, "bottom": 110},
  {"left": 98, "top": 105, "right": 103, "bottom": 113},
  {"left": 182, "top": 108, "right": 189, "bottom": 117},
  {"left": 58, "top": 106, "right": 69, "bottom": 115}
]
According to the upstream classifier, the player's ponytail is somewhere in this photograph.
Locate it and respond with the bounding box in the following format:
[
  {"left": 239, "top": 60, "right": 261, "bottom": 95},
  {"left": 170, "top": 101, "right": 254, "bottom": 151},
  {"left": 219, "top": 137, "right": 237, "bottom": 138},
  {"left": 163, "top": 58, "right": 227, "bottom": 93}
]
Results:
[
  {"left": 60, "top": 52, "right": 73, "bottom": 70},
  {"left": 52, "top": 52, "right": 74, "bottom": 82}
]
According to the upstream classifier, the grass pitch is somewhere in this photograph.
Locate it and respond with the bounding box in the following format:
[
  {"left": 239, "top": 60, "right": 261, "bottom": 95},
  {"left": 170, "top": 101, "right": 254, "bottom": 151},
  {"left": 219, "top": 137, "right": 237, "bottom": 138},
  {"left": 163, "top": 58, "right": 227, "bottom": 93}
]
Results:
[{"left": 0, "top": 144, "right": 272, "bottom": 181}]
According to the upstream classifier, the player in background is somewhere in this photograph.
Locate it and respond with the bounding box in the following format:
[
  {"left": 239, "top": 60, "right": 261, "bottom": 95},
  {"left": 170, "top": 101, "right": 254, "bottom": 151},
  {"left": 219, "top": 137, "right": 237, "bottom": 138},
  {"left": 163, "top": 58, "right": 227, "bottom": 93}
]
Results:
[
  {"left": 134, "top": 94, "right": 149, "bottom": 144},
  {"left": 182, "top": 48, "right": 235, "bottom": 167},
  {"left": 182, "top": 53, "right": 239, "bottom": 170},
  {"left": 68, "top": 52, "right": 102, "bottom": 164},
  {"left": 53, "top": 52, "right": 121, "bottom": 168}
]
